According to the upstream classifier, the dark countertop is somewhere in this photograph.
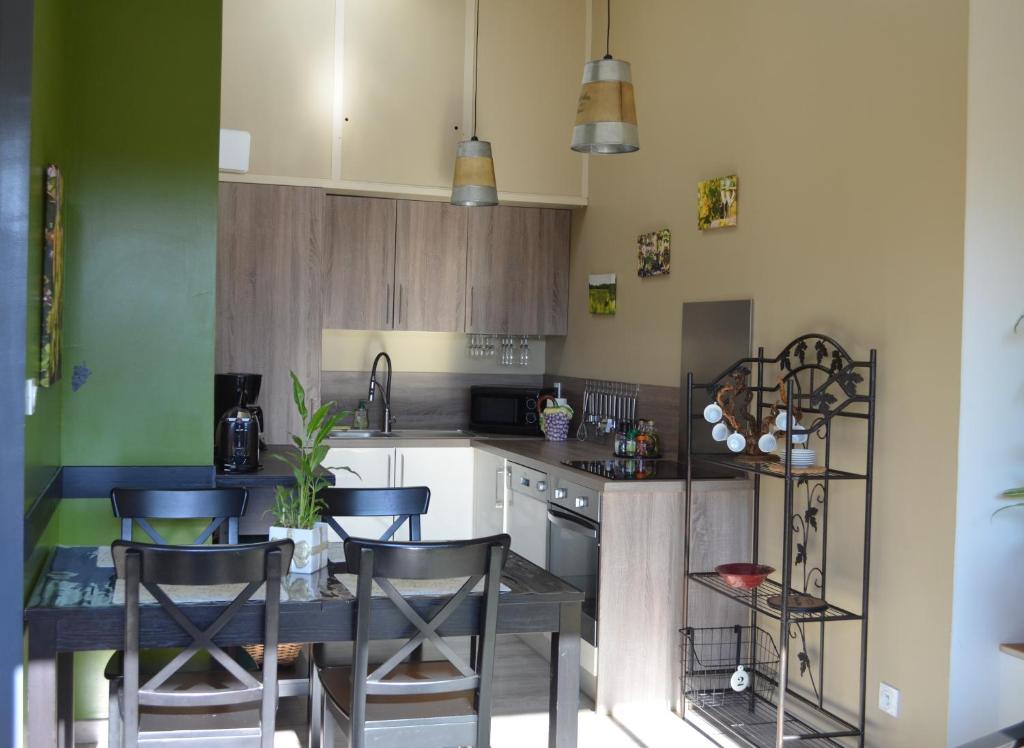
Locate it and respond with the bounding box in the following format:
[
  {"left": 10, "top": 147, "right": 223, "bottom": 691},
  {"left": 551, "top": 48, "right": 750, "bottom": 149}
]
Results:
[{"left": 215, "top": 444, "right": 336, "bottom": 488}]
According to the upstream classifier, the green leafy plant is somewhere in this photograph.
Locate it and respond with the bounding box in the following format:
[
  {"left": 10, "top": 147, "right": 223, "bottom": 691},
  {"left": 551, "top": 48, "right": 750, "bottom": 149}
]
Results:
[
  {"left": 269, "top": 371, "right": 354, "bottom": 529},
  {"left": 995, "top": 487, "right": 1024, "bottom": 519}
]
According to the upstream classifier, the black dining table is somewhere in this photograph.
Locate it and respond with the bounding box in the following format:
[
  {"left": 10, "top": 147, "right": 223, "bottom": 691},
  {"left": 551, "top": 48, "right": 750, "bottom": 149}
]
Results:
[{"left": 24, "top": 544, "right": 583, "bottom": 747}]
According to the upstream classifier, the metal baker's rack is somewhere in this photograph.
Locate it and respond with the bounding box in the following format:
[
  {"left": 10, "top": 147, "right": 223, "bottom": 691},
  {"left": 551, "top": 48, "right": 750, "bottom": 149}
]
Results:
[{"left": 681, "top": 334, "right": 877, "bottom": 747}]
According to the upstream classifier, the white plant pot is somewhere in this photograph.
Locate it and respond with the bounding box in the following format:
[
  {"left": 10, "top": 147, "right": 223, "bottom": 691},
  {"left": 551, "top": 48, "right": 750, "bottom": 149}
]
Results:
[{"left": 269, "top": 522, "right": 329, "bottom": 574}]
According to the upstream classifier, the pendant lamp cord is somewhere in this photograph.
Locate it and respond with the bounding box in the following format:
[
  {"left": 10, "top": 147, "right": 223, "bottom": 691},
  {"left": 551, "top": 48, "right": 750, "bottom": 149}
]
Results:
[
  {"left": 604, "top": 0, "right": 611, "bottom": 59},
  {"left": 472, "top": 0, "right": 480, "bottom": 139}
]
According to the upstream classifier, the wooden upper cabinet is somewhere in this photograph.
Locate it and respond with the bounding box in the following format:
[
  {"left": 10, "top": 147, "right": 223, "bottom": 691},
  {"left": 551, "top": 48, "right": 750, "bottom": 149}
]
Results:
[
  {"left": 394, "top": 202, "right": 468, "bottom": 332},
  {"left": 322, "top": 196, "right": 397, "bottom": 331},
  {"left": 216, "top": 183, "right": 324, "bottom": 443},
  {"left": 221, "top": 0, "right": 336, "bottom": 179},
  {"left": 339, "top": 0, "right": 465, "bottom": 188},
  {"left": 466, "top": 206, "right": 571, "bottom": 336}
]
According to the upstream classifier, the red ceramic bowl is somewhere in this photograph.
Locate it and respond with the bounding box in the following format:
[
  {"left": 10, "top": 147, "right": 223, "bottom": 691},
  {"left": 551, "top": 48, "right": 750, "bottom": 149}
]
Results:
[{"left": 715, "top": 563, "right": 775, "bottom": 590}]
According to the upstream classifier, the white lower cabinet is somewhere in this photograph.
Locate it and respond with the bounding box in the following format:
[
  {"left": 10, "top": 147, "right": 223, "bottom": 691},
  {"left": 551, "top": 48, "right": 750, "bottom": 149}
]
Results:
[
  {"left": 322, "top": 447, "right": 396, "bottom": 540},
  {"left": 473, "top": 450, "right": 507, "bottom": 537},
  {"left": 396, "top": 447, "right": 474, "bottom": 541},
  {"left": 322, "top": 446, "right": 475, "bottom": 542}
]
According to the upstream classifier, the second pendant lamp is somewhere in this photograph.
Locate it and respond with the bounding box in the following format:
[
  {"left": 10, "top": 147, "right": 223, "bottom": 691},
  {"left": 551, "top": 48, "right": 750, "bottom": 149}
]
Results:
[
  {"left": 572, "top": 0, "right": 639, "bottom": 154},
  {"left": 452, "top": 0, "right": 497, "bottom": 206}
]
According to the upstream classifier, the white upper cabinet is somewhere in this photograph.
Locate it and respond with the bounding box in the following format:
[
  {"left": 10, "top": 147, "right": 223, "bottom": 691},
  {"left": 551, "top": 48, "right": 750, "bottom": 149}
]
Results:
[
  {"left": 220, "top": 0, "right": 588, "bottom": 205},
  {"left": 339, "top": 0, "right": 466, "bottom": 189},
  {"left": 221, "top": 0, "right": 336, "bottom": 180}
]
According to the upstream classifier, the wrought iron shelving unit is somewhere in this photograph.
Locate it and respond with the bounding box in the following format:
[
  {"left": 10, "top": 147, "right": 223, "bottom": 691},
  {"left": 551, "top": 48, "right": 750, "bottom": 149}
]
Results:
[{"left": 682, "top": 334, "right": 876, "bottom": 748}]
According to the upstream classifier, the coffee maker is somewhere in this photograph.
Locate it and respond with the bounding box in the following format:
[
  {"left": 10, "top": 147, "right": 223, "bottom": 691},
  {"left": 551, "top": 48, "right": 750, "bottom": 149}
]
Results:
[{"left": 214, "top": 372, "right": 264, "bottom": 472}]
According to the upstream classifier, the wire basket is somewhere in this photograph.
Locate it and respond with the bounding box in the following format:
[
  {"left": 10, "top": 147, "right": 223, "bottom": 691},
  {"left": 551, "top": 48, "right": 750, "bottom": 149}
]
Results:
[{"left": 681, "top": 625, "right": 779, "bottom": 709}]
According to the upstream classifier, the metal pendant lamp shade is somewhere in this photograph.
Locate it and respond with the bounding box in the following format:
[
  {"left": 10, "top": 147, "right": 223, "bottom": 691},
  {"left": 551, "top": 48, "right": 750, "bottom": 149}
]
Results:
[
  {"left": 452, "top": 136, "right": 498, "bottom": 207},
  {"left": 572, "top": 56, "right": 639, "bottom": 154}
]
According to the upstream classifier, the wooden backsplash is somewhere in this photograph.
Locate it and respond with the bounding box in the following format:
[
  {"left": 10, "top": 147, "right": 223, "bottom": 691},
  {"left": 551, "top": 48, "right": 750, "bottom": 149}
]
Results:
[
  {"left": 322, "top": 371, "right": 544, "bottom": 431},
  {"left": 542, "top": 375, "right": 682, "bottom": 460}
]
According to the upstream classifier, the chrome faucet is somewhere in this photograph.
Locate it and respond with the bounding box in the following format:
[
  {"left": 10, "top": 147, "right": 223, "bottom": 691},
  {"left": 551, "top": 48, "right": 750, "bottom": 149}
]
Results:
[{"left": 368, "top": 351, "right": 394, "bottom": 434}]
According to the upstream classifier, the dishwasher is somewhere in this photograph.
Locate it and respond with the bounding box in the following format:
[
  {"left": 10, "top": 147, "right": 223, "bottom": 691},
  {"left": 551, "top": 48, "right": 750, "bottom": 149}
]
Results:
[{"left": 506, "top": 462, "right": 550, "bottom": 569}]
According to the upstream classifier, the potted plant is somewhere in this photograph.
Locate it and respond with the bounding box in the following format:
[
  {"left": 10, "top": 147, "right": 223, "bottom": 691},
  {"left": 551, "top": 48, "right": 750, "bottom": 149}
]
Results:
[{"left": 267, "top": 371, "right": 352, "bottom": 574}]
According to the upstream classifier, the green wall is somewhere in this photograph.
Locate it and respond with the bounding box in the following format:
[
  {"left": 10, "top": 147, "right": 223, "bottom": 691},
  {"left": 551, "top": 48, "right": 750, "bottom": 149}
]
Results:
[
  {"left": 26, "top": 0, "right": 224, "bottom": 722},
  {"left": 59, "top": 0, "right": 221, "bottom": 467}
]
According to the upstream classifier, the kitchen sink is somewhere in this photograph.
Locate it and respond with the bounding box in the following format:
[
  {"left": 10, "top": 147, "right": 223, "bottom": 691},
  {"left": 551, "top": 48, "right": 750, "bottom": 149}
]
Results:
[{"left": 328, "top": 429, "right": 475, "bottom": 439}]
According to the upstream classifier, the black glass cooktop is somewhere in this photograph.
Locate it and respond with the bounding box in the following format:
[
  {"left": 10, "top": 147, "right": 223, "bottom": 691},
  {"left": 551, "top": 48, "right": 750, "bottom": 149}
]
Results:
[{"left": 560, "top": 458, "right": 740, "bottom": 481}]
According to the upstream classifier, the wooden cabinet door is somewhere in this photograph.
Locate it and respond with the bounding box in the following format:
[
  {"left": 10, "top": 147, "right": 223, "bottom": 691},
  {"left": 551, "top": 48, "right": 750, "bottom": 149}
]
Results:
[
  {"left": 216, "top": 183, "right": 323, "bottom": 445},
  {"left": 322, "top": 195, "right": 397, "bottom": 330},
  {"left": 394, "top": 201, "right": 468, "bottom": 332},
  {"left": 221, "top": 0, "right": 336, "bottom": 179},
  {"left": 339, "top": 0, "right": 465, "bottom": 188},
  {"left": 472, "top": 449, "right": 507, "bottom": 538},
  {"left": 466, "top": 206, "right": 571, "bottom": 335},
  {"left": 397, "top": 447, "right": 474, "bottom": 541}
]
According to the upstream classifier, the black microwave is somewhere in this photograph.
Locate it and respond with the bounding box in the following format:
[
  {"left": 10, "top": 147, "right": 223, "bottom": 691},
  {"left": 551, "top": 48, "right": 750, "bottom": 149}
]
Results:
[{"left": 469, "top": 386, "right": 545, "bottom": 435}]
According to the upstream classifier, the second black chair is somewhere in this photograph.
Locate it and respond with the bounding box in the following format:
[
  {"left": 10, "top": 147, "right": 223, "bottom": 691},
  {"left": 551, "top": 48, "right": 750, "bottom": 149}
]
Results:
[
  {"left": 111, "top": 487, "right": 249, "bottom": 545},
  {"left": 318, "top": 486, "right": 430, "bottom": 542}
]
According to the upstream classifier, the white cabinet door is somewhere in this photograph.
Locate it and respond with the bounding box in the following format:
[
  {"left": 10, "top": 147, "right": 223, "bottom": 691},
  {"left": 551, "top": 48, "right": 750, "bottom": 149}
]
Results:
[
  {"left": 473, "top": 450, "right": 507, "bottom": 537},
  {"left": 322, "top": 447, "right": 396, "bottom": 540},
  {"left": 507, "top": 491, "right": 549, "bottom": 568},
  {"left": 397, "top": 447, "right": 474, "bottom": 541}
]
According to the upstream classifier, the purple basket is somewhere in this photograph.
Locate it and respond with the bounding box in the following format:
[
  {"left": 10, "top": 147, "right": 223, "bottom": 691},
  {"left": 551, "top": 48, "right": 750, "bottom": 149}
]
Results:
[{"left": 544, "top": 412, "right": 571, "bottom": 441}]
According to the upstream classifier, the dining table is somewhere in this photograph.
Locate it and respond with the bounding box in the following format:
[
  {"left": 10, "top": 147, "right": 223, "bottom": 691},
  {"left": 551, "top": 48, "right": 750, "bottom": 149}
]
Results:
[{"left": 24, "top": 543, "right": 583, "bottom": 747}]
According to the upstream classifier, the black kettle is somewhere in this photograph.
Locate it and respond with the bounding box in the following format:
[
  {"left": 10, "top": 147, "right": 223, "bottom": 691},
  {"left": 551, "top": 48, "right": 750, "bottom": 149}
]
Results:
[{"left": 216, "top": 406, "right": 261, "bottom": 473}]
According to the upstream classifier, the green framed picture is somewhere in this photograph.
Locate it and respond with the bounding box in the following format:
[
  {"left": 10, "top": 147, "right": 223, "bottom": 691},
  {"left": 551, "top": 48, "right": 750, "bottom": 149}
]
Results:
[
  {"left": 40, "top": 164, "right": 64, "bottom": 387},
  {"left": 588, "top": 273, "right": 616, "bottom": 315}
]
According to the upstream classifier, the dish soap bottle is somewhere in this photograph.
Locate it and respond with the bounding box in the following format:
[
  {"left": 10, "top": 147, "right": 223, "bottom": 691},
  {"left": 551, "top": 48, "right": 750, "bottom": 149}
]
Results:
[{"left": 353, "top": 400, "right": 369, "bottom": 430}]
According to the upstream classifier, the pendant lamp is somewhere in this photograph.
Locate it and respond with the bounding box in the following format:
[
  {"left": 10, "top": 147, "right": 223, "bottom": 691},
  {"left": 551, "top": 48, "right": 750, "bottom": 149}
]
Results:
[
  {"left": 452, "top": 0, "right": 497, "bottom": 206},
  {"left": 571, "top": 0, "right": 639, "bottom": 154}
]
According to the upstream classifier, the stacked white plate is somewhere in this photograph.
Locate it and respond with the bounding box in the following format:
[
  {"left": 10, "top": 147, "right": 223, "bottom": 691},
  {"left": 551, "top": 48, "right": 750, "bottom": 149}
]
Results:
[{"left": 778, "top": 448, "right": 817, "bottom": 467}]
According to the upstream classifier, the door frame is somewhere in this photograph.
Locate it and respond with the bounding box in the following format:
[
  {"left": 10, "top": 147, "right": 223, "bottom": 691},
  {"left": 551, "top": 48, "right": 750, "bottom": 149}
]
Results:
[{"left": 0, "top": 0, "right": 33, "bottom": 742}]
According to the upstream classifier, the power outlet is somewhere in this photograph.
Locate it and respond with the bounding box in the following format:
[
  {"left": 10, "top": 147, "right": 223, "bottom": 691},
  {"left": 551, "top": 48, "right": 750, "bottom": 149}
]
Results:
[{"left": 878, "top": 682, "right": 900, "bottom": 718}]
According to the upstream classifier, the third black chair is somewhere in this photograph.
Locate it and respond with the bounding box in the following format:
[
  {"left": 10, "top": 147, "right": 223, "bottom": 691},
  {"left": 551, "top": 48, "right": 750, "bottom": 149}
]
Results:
[
  {"left": 317, "top": 534, "right": 511, "bottom": 748},
  {"left": 317, "top": 486, "right": 430, "bottom": 542},
  {"left": 111, "top": 487, "right": 249, "bottom": 545}
]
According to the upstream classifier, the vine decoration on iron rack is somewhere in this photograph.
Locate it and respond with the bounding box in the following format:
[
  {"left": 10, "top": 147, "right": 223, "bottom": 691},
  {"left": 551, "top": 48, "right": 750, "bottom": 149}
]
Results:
[{"left": 776, "top": 334, "right": 865, "bottom": 702}]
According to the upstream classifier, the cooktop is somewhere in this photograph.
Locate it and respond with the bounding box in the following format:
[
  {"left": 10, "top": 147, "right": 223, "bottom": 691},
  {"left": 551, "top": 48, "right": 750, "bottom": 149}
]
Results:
[{"left": 560, "top": 458, "right": 741, "bottom": 481}]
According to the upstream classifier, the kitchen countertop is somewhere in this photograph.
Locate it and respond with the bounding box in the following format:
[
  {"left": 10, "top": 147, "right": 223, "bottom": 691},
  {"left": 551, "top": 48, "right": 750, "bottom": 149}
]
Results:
[
  {"left": 326, "top": 434, "right": 749, "bottom": 493},
  {"left": 215, "top": 444, "right": 335, "bottom": 488}
]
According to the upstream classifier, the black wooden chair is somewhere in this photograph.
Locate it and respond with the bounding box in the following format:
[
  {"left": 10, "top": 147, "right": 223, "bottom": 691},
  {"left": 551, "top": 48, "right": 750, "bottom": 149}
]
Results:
[
  {"left": 308, "top": 486, "right": 432, "bottom": 747},
  {"left": 110, "top": 487, "right": 249, "bottom": 545},
  {"left": 109, "top": 539, "right": 294, "bottom": 747},
  {"left": 106, "top": 487, "right": 249, "bottom": 746},
  {"left": 318, "top": 486, "right": 431, "bottom": 542},
  {"left": 317, "top": 534, "right": 510, "bottom": 748}
]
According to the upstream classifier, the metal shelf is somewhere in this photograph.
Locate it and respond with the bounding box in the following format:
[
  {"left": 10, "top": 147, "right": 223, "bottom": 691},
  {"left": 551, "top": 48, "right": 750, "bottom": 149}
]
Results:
[
  {"left": 688, "top": 573, "right": 862, "bottom": 623},
  {"left": 685, "top": 691, "right": 858, "bottom": 748},
  {"left": 692, "top": 454, "right": 867, "bottom": 482}
]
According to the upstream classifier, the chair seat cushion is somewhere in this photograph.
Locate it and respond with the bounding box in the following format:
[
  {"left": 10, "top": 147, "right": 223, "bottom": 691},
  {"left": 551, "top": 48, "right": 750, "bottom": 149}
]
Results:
[
  {"left": 104, "top": 647, "right": 258, "bottom": 680},
  {"left": 319, "top": 662, "right": 478, "bottom": 724}
]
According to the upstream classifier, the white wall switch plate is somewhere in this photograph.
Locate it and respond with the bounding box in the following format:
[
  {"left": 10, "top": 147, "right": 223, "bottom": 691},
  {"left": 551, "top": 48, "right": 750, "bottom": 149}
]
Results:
[
  {"left": 879, "top": 682, "right": 900, "bottom": 717},
  {"left": 25, "top": 378, "right": 37, "bottom": 416},
  {"left": 219, "top": 128, "right": 251, "bottom": 173}
]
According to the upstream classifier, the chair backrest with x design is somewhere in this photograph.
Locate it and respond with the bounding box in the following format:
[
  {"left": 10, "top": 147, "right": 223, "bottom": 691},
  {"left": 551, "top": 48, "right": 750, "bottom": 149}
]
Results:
[
  {"left": 111, "top": 488, "right": 249, "bottom": 545},
  {"left": 319, "top": 486, "right": 430, "bottom": 541},
  {"left": 111, "top": 539, "right": 294, "bottom": 748},
  {"left": 343, "top": 534, "right": 510, "bottom": 746}
]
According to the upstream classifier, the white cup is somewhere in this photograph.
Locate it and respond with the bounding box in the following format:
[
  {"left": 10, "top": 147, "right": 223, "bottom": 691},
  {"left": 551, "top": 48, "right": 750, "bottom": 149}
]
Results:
[
  {"left": 711, "top": 422, "right": 730, "bottom": 442},
  {"left": 775, "top": 411, "right": 790, "bottom": 431},
  {"left": 727, "top": 432, "right": 747, "bottom": 453},
  {"left": 703, "top": 403, "right": 724, "bottom": 423},
  {"left": 791, "top": 423, "right": 809, "bottom": 444},
  {"left": 757, "top": 432, "right": 778, "bottom": 453}
]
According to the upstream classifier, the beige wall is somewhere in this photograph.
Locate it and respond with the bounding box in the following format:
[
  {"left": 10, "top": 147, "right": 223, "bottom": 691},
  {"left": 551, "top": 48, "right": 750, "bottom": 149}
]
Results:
[
  {"left": 948, "top": 0, "right": 1024, "bottom": 743},
  {"left": 547, "top": 1, "right": 968, "bottom": 745}
]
